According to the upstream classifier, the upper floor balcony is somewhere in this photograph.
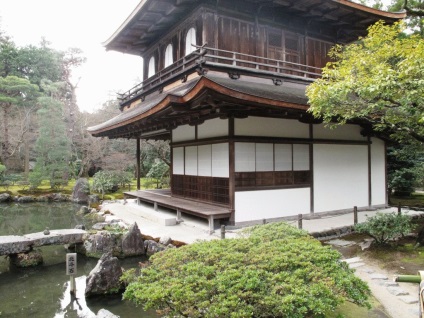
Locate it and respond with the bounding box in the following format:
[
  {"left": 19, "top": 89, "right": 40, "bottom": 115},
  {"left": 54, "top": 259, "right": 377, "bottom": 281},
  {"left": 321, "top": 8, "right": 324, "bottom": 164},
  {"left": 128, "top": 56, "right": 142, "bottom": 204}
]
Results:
[{"left": 117, "top": 45, "right": 322, "bottom": 110}]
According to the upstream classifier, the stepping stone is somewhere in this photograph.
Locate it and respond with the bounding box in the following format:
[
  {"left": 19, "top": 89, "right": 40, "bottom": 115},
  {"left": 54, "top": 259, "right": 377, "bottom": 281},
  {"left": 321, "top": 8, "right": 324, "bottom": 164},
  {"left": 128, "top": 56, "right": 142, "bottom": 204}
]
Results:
[
  {"left": 327, "top": 239, "right": 356, "bottom": 247},
  {"left": 387, "top": 286, "right": 409, "bottom": 296},
  {"left": 343, "top": 257, "right": 362, "bottom": 264},
  {"left": 384, "top": 281, "right": 399, "bottom": 287},
  {"left": 349, "top": 262, "right": 365, "bottom": 269},
  {"left": 361, "top": 268, "right": 375, "bottom": 274},
  {"left": 370, "top": 273, "right": 388, "bottom": 280},
  {"left": 399, "top": 296, "right": 418, "bottom": 304}
]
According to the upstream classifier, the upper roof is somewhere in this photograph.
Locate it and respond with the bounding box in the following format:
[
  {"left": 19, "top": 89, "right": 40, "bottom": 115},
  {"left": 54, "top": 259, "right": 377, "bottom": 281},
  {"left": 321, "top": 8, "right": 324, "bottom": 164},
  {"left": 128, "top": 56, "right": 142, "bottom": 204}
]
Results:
[{"left": 104, "top": 0, "right": 406, "bottom": 55}]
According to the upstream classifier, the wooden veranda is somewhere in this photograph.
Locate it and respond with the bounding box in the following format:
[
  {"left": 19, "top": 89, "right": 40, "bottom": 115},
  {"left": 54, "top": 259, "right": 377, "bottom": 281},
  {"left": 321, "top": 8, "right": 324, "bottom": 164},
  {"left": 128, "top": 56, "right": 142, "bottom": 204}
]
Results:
[{"left": 124, "top": 189, "right": 231, "bottom": 233}]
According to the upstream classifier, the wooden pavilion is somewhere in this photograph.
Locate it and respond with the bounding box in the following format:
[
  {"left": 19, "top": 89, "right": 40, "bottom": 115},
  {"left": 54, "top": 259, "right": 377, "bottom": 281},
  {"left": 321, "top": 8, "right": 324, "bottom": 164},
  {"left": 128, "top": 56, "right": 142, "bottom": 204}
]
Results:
[{"left": 88, "top": 0, "right": 405, "bottom": 232}]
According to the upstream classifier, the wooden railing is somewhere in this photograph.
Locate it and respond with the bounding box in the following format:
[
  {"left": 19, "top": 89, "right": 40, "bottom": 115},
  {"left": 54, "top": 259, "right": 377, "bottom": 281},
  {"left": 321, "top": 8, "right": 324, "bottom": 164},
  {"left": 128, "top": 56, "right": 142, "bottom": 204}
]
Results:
[{"left": 118, "top": 45, "right": 322, "bottom": 107}]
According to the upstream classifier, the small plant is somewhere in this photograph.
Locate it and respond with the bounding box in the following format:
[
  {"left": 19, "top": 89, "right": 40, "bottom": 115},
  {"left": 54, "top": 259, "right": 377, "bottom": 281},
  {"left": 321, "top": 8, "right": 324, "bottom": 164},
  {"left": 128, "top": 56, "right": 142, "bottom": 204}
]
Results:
[{"left": 355, "top": 212, "right": 415, "bottom": 245}]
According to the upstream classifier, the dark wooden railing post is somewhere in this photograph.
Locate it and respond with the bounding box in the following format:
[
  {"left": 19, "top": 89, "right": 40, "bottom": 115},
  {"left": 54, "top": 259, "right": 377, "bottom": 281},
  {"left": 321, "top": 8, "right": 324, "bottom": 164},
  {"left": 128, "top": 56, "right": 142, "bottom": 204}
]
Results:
[
  {"left": 298, "top": 214, "right": 303, "bottom": 229},
  {"left": 398, "top": 202, "right": 402, "bottom": 215},
  {"left": 221, "top": 225, "right": 226, "bottom": 239}
]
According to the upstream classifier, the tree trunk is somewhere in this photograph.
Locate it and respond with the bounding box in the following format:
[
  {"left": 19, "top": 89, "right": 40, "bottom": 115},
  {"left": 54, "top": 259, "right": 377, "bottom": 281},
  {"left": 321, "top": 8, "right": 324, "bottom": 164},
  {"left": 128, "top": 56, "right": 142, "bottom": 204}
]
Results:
[
  {"left": 24, "top": 138, "right": 30, "bottom": 178},
  {"left": 1, "top": 103, "right": 11, "bottom": 165}
]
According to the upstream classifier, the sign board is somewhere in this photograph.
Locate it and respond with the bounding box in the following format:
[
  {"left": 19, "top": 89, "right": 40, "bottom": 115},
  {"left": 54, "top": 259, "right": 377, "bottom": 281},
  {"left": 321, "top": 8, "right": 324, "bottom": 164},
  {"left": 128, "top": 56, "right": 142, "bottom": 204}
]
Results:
[{"left": 66, "top": 253, "right": 77, "bottom": 275}]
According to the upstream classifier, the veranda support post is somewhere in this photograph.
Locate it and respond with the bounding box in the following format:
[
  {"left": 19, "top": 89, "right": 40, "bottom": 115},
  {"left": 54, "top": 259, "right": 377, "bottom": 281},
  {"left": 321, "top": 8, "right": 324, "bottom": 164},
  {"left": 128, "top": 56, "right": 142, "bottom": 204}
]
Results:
[{"left": 136, "top": 138, "right": 141, "bottom": 190}]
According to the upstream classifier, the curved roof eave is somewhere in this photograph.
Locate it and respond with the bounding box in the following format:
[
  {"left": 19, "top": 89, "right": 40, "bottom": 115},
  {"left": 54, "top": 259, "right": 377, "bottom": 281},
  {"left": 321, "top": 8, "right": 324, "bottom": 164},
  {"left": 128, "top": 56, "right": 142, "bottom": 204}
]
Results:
[
  {"left": 102, "top": 0, "right": 407, "bottom": 54},
  {"left": 102, "top": 0, "right": 149, "bottom": 49},
  {"left": 87, "top": 75, "right": 309, "bottom": 137},
  {"left": 334, "top": 0, "right": 407, "bottom": 19}
]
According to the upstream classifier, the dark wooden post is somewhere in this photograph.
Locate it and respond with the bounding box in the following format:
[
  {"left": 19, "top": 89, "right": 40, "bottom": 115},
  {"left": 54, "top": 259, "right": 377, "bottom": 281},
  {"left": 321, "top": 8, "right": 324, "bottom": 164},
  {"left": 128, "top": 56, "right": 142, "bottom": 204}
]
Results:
[
  {"left": 136, "top": 138, "right": 141, "bottom": 190},
  {"left": 221, "top": 225, "right": 226, "bottom": 239},
  {"left": 398, "top": 202, "right": 402, "bottom": 215},
  {"left": 298, "top": 214, "right": 303, "bottom": 229},
  {"left": 354, "top": 206, "right": 358, "bottom": 225}
]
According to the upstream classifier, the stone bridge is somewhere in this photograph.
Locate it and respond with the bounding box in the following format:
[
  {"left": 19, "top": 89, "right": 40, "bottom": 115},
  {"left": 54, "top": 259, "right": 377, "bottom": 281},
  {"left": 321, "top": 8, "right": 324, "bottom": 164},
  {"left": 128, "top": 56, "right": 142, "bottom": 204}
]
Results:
[{"left": 0, "top": 229, "right": 87, "bottom": 256}]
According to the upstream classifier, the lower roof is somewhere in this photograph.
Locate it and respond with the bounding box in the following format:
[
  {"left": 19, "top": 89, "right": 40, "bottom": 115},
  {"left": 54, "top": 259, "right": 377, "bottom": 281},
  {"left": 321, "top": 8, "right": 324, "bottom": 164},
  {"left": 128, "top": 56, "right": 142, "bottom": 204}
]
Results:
[{"left": 87, "top": 74, "right": 310, "bottom": 139}]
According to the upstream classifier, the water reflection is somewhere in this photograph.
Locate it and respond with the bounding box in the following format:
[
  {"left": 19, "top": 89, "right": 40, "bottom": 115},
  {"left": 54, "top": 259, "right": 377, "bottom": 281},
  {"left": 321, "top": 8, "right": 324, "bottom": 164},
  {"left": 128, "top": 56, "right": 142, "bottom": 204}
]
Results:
[{"left": 0, "top": 203, "right": 158, "bottom": 317}]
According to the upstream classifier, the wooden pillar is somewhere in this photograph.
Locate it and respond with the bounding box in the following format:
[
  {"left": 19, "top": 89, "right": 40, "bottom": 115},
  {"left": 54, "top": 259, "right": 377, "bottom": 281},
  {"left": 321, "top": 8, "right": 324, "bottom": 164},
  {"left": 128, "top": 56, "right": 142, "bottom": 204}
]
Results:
[
  {"left": 136, "top": 138, "right": 141, "bottom": 190},
  {"left": 228, "top": 117, "right": 235, "bottom": 225},
  {"left": 368, "top": 136, "right": 372, "bottom": 207}
]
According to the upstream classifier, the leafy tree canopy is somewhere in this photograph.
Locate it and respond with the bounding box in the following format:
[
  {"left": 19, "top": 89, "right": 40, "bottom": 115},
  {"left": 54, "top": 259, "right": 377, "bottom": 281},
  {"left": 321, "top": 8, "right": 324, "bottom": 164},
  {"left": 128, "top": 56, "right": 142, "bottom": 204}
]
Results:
[
  {"left": 306, "top": 21, "right": 424, "bottom": 144},
  {"left": 122, "top": 222, "right": 370, "bottom": 318}
]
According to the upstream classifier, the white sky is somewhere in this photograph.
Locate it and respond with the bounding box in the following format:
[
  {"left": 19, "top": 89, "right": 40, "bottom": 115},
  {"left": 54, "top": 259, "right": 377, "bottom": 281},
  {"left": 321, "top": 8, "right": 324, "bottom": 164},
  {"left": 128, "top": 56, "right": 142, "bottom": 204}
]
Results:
[{"left": 0, "top": 0, "right": 143, "bottom": 113}]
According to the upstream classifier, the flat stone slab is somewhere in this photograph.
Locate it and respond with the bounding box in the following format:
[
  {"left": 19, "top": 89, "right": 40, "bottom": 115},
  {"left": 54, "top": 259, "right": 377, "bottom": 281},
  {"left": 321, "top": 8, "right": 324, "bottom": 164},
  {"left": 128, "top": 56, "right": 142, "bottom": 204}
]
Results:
[
  {"left": 399, "top": 296, "right": 418, "bottom": 304},
  {"left": 0, "top": 236, "right": 32, "bottom": 255},
  {"left": 0, "top": 229, "right": 87, "bottom": 255},
  {"left": 370, "top": 273, "right": 389, "bottom": 280},
  {"left": 384, "top": 281, "right": 399, "bottom": 287},
  {"left": 326, "top": 239, "right": 356, "bottom": 247},
  {"left": 349, "top": 262, "right": 365, "bottom": 269},
  {"left": 387, "top": 286, "right": 409, "bottom": 296}
]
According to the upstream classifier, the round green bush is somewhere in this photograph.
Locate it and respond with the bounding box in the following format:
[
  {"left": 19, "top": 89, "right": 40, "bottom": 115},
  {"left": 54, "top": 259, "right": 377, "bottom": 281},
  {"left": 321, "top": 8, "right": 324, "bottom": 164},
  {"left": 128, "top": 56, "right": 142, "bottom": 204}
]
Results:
[{"left": 122, "top": 222, "right": 370, "bottom": 318}]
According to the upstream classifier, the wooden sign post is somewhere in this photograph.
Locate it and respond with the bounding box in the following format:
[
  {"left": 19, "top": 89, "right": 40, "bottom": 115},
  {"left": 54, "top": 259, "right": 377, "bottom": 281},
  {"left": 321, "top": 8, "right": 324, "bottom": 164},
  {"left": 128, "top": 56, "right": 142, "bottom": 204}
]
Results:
[{"left": 66, "top": 253, "right": 77, "bottom": 295}]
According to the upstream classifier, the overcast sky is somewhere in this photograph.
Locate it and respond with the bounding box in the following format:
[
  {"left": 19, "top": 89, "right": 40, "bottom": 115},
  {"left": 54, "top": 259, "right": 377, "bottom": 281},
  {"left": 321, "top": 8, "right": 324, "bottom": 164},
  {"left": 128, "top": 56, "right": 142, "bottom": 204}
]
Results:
[{"left": 0, "top": 0, "right": 143, "bottom": 113}]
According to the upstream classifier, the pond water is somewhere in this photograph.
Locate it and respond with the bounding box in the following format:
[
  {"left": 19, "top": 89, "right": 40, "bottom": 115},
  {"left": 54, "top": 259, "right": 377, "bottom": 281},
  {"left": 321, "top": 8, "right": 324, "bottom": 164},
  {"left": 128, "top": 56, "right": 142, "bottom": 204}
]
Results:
[{"left": 0, "top": 202, "right": 157, "bottom": 318}]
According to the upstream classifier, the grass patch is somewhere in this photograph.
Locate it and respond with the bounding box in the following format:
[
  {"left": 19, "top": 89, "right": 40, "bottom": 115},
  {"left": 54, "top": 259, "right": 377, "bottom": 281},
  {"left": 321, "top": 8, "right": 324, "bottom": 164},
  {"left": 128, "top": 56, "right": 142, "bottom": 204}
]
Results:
[
  {"left": 390, "top": 193, "right": 424, "bottom": 208},
  {"left": 0, "top": 177, "right": 167, "bottom": 200}
]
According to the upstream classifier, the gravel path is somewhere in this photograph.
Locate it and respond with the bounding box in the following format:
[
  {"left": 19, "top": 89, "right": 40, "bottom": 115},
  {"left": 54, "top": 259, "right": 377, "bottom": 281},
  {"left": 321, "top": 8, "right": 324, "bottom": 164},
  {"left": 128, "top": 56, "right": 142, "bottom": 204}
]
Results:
[{"left": 344, "top": 256, "right": 420, "bottom": 318}]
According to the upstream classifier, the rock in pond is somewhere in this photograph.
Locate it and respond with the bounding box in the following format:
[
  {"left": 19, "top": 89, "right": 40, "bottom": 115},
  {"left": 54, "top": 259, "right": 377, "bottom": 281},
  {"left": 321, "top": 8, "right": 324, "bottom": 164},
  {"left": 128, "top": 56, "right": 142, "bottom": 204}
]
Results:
[
  {"left": 0, "top": 193, "right": 12, "bottom": 203},
  {"left": 96, "top": 309, "right": 120, "bottom": 318},
  {"left": 72, "top": 178, "right": 90, "bottom": 204},
  {"left": 85, "top": 252, "right": 124, "bottom": 297},
  {"left": 121, "top": 222, "right": 145, "bottom": 257}
]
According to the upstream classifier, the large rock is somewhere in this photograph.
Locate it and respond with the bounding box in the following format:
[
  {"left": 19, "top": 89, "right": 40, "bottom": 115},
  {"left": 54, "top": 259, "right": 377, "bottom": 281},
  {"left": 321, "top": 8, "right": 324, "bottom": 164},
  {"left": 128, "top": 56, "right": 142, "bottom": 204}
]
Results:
[
  {"left": 10, "top": 250, "right": 43, "bottom": 267},
  {"left": 17, "top": 196, "right": 35, "bottom": 203},
  {"left": 144, "top": 240, "right": 166, "bottom": 256},
  {"left": 72, "top": 178, "right": 90, "bottom": 203},
  {"left": 0, "top": 193, "right": 12, "bottom": 203},
  {"left": 85, "top": 252, "right": 124, "bottom": 297},
  {"left": 121, "top": 223, "right": 145, "bottom": 257},
  {"left": 81, "top": 231, "right": 119, "bottom": 258}
]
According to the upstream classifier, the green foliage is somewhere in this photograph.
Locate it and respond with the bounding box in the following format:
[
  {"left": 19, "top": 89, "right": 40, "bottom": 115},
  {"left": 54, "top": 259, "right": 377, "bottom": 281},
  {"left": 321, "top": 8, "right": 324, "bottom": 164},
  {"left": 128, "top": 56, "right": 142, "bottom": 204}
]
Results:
[
  {"left": 0, "top": 163, "right": 6, "bottom": 181},
  {"left": 355, "top": 212, "right": 415, "bottom": 245},
  {"left": 389, "top": 168, "right": 416, "bottom": 196},
  {"left": 28, "top": 169, "right": 44, "bottom": 190},
  {"left": 306, "top": 21, "right": 424, "bottom": 144},
  {"left": 123, "top": 222, "right": 370, "bottom": 318},
  {"left": 146, "top": 160, "right": 170, "bottom": 188},
  {"left": 32, "top": 95, "right": 71, "bottom": 189},
  {"left": 91, "top": 170, "right": 132, "bottom": 198},
  {"left": 92, "top": 171, "right": 115, "bottom": 199}
]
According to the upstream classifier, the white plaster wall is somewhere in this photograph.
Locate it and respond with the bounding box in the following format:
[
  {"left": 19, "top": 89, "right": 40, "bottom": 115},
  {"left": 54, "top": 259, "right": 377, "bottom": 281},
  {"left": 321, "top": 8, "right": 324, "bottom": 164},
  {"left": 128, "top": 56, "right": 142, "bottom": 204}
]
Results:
[
  {"left": 275, "top": 144, "right": 292, "bottom": 171},
  {"left": 293, "top": 144, "right": 309, "bottom": 171},
  {"left": 371, "top": 138, "right": 386, "bottom": 205},
  {"left": 185, "top": 146, "right": 198, "bottom": 175},
  {"left": 198, "top": 118, "right": 228, "bottom": 139},
  {"left": 256, "top": 143, "right": 273, "bottom": 171},
  {"left": 172, "top": 147, "right": 184, "bottom": 174},
  {"left": 235, "top": 117, "right": 309, "bottom": 138},
  {"left": 172, "top": 125, "right": 195, "bottom": 142},
  {"left": 235, "top": 188, "right": 311, "bottom": 222},
  {"left": 212, "top": 143, "right": 229, "bottom": 177},
  {"left": 313, "top": 144, "right": 368, "bottom": 212},
  {"left": 235, "top": 143, "right": 256, "bottom": 172},
  {"left": 198, "top": 145, "right": 212, "bottom": 177},
  {"left": 313, "top": 124, "right": 367, "bottom": 141}
]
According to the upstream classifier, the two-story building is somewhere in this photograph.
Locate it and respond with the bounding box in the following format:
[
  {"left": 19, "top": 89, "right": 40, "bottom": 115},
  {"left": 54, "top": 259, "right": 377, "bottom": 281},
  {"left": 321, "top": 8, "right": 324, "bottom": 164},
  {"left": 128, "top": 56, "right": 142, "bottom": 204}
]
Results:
[{"left": 88, "top": 0, "right": 405, "bottom": 232}]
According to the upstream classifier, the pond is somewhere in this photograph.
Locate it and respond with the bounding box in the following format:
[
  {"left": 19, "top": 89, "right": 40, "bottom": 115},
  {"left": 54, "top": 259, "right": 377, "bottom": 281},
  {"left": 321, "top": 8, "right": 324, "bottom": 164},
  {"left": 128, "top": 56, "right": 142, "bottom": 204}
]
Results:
[{"left": 0, "top": 202, "right": 157, "bottom": 317}]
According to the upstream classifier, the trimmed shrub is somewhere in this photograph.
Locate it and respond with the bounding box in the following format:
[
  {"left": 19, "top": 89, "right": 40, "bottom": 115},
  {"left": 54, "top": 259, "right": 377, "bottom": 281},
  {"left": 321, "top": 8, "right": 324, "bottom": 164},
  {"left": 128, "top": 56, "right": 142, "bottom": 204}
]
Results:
[
  {"left": 122, "top": 222, "right": 370, "bottom": 318},
  {"left": 355, "top": 212, "right": 414, "bottom": 245}
]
